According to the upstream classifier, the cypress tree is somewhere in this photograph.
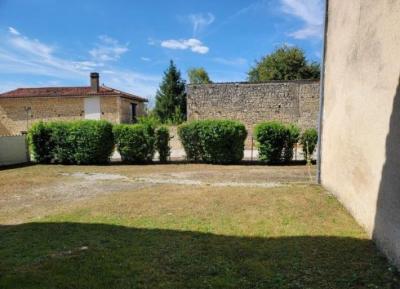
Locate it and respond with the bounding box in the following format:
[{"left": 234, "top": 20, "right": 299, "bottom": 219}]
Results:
[{"left": 154, "top": 60, "right": 186, "bottom": 123}]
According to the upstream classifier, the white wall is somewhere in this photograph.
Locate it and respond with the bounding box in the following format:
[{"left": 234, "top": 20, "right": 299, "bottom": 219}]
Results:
[
  {"left": 321, "top": 0, "right": 400, "bottom": 267},
  {"left": 0, "top": 135, "right": 29, "bottom": 166}
]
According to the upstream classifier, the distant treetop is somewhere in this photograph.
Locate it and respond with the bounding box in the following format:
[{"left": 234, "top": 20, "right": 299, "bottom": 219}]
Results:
[
  {"left": 188, "top": 67, "right": 212, "bottom": 84},
  {"left": 248, "top": 45, "right": 320, "bottom": 82}
]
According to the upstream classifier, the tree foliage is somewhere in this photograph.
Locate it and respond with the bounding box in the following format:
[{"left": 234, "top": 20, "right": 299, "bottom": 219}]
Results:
[
  {"left": 154, "top": 60, "right": 186, "bottom": 124},
  {"left": 178, "top": 120, "right": 247, "bottom": 164},
  {"left": 188, "top": 67, "right": 212, "bottom": 84},
  {"left": 248, "top": 46, "right": 320, "bottom": 82}
]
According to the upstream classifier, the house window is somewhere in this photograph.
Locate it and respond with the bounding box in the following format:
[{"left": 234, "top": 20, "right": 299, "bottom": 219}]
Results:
[{"left": 131, "top": 103, "right": 137, "bottom": 123}]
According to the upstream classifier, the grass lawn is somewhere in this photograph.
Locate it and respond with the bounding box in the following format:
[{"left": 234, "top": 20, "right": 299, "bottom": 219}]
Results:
[{"left": 0, "top": 164, "right": 398, "bottom": 288}]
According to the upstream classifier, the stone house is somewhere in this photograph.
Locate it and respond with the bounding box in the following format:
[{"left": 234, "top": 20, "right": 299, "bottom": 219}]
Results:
[
  {"left": 187, "top": 80, "right": 320, "bottom": 146},
  {"left": 0, "top": 73, "right": 147, "bottom": 135}
]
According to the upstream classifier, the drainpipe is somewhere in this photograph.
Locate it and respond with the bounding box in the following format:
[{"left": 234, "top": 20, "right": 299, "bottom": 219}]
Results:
[{"left": 317, "top": 0, "right": 329, "bottom": 184}]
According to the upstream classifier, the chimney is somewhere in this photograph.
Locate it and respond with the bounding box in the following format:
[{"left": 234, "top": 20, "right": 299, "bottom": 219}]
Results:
[{"left": 90, "top": 72, "right": 99, "bottom": 92}]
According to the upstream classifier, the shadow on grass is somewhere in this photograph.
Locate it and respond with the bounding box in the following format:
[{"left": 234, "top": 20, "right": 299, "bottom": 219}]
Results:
[{"left": 1, "top": 222, "right": 398, "bottom": 289}]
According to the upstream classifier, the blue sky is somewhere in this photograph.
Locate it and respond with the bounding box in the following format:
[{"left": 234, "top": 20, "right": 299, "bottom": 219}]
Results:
[{"left": 0, "top": 0, "right": 324, "bottom": 105}]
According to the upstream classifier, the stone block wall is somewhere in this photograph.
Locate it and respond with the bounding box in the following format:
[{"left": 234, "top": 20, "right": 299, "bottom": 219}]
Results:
[
  {"left": 0, "top": 95, "right": 147, "bottom": 135},
  {"left": 187, "top": 80, "right": 320, "bottom": 146},
  {"left": 0, "top": 97, "right": 84, "bottom": 135},
  {"left": 119, "top": 97, "right": 146, "bottom": 124}
]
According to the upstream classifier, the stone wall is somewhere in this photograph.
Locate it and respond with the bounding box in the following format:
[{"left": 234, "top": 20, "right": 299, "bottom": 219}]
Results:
[
  {"left": 0, "top": 95, "right": 147, "bottom": 135},
  {"left": 101, "top": 95, "right": 119, "bottom": 123},
  {"left": 119, "top": 97, "right": 146, "bottom": 123},
  {"left": 187, "top": 80, "right": 320, "bottom": 146},
  {"left": 0, "top": 97, "right": 84, "bottom": 135}
]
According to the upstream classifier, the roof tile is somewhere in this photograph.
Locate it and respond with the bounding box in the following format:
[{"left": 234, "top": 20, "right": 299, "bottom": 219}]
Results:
[{"left": 0, "top": 86, "right": 147, "bottom": 102}]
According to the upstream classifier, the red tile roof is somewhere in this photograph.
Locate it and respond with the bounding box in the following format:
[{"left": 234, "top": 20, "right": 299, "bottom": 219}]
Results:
[{"left": 0, "top": 86, "right": 147, "bottom": 102}]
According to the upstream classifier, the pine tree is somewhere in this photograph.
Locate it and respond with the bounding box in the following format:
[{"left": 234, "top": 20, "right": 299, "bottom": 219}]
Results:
[{"left": 154, "top": 60, "right": 186, "bottom": 123}]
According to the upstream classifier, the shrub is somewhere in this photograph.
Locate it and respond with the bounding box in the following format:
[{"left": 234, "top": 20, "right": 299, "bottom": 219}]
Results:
[
  {"left": 178, "top": 120, "right": 247, "bottom": 164},
  {"left": 155, "top": 126, "right": 171, "bottom": 163},
  {"left": 283, "top": 124, "right": 300, "bottom": 162},
  {"left": 68, "top": 120, "right": 114, "bottom": 164},
  {"left": 300, "top": 128, "right": 318, "bottom": 163},
  {"left": 178, "top": 121, "right": 203, "bottom": 161},
  {"left": 113, "top": 124, "right": 155, "bottom": 163},
  {"left": 137, "top": 114, "right": 161, "bottom": 127},
  {"left": 254, "top": 121, "right": 288, "bottom": 163},
  {"left": 28, "top": 121, "right": 55, "bottom": 163},
  {"left": 28, "top": 120, "right": 114, "bottom": 164},
  {"left": 48, "top": 121, "right": 73, "bottom": 164}
]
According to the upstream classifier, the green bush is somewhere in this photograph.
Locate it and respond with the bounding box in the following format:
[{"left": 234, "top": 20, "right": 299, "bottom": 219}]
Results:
[
  {"left": 28, "top": 121, "right": 55, "bottom": 163},
  {"left": 178, "top": 121, "right": 203, "bottom": 161},
  {"left": 254, "top": 121, "right": 289, "bottom": 163},
  {"left": 69, "top": 121, "right": 114, "bottom": 164},
  {"left": 113, "top": 124, "right": 155, "bottom": 163},
  {"left": 137, "top": 114, "right": 161, "bottom": 127},
  {"left": 155, "top": 126, "right": 171, "bottom": 163},
  {"left": 283, "top": 124, "right": 300, "bottom": 162},
  {"left": 178, "top": 120, "right": 247, "bottom": 164},
  {"left": 300, "top": 128, "right": 318, "bottom": 162},
  {"left": 28, "top": 120, "right": 114, "bottom": 164},
  {"left": 49, "top": 122, "right": 73, "bottom": 164}
]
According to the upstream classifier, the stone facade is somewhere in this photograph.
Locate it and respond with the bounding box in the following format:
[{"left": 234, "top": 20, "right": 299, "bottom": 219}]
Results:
[
  {"left": 187, "top": 80, "right": 320, "bottom": 146},
  {"left": 0, "top": 95, "right": 146, "bottom": 135}
]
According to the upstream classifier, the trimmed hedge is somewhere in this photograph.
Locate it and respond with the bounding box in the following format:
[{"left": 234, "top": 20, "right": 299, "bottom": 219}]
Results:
[
  {"left": 283, "top": 124, "right": 300, "bottom": 162},
  {"left": 254, "top": 121, "right": 288, "bottom": 163},
  {"left": 254, "top": 121, "right": 318, "bottom": 164},
  {"left": 155, "top": 126, "right": 171, "bottom": 163},
  {"left": 28, "top": 121, "right": 54, "bottom": 163},
  {"left": 300, "top": 128, "right": 318, "bottom": 162},
  {"left": 28, "top": 120, "right": 114, "bottom": 164},
  {"left": 178, "top": 120, "right": 247, "bottom": 164},
  {"left": 113, "top": 124, "right": 155, "bottom": 163},
  {"left": 178, "top": 121, "right": 203, "bottom": 161}
]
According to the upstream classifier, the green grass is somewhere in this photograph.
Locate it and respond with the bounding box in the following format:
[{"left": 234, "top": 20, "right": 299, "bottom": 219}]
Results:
[{"left": 0, "top": 164, "right": 399, "bottom": 288}]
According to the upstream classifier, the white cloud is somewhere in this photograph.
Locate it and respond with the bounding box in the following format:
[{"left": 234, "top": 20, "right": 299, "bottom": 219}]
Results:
[
  {"left": 188, "top": 13, "right": 215, "bottom": 35},
  {"left": 213, "top": 57, "right": 247, "bottom": 66},
  {"left": 140, "top": 57, "right": 151, "bottom": 62},
  {"left": 89, "top": 35, "right": 129, "bottom": 61},
  {"left": 281, "top": 0, "right": 324, "bottom": 39},
  {"left": 8, "top": 27, "right": 20, "bottom": 36},
  {"left": 0, "top": 28, "right": 159, "bottom": 100},
  {"left": 161, "top": 38, "right": 209, "bottom": 54}
]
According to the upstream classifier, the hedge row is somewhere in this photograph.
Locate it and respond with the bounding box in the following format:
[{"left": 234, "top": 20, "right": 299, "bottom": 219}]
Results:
[
  {"left": 29, "top": 119, "right": 317, "bottom": 165},
  {"left": 29, "top": 120, "right": 171, "bottom": 164},
  {"left": 254, "top": 121, "right": 317, "bottom": 163},
  {"left": 29, "top": 120, "right": 114, "bottom": 164},
  {"left": 178, "top": 120, "right": 247, "bottom": 164}
]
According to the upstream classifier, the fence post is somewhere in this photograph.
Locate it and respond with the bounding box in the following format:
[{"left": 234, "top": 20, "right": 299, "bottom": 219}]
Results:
[{"left": 251, "top": 136, "right": 254, "bottom": 161}]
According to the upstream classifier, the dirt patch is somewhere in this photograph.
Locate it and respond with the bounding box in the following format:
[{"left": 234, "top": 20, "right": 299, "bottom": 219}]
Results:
[
  {"left": 0, "top": 164, "right": 316, "bottom": 224},
  {"left": 61, "top": 172, "right": 128, "bottom": 181},
  {"left": 132, "top": 176, "right": 283, "bottom": 188}
]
